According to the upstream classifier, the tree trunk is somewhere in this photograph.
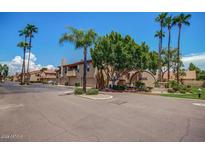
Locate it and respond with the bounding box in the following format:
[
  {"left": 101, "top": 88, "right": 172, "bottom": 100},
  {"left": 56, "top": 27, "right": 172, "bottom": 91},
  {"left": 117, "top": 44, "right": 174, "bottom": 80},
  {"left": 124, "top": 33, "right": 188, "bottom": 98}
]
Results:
[
  {"left": 158, "top": 23, "right": 163, "bottom": 82},
  {"left": 167, "top": 27, "right": 171, "bottom": 81},
  {"left": 177, "top": 25, "right": 181, "bottom": 83},
  {"left": 26, "top": 36, "right": 32, "bottom": 85},
  {"left": 158, "top": 35, "right": 162, "bottom": 82},
  {"left": 21, "top": 47, "right": 26, "bottom": 85},
  {"left": 83, "top": 46, "right": 87, "bottom": 92}
]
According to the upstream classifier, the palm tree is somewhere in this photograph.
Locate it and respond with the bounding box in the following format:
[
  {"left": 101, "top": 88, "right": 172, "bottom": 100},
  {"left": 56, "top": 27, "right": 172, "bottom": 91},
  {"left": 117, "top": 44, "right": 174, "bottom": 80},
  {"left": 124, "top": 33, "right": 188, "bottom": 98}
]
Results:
[
  {"left": 59, "top": 27, "right": 97, "bottom": 92},
  {"left": 25, "top": 24, "right": 38, "bottom": 84},
  {"left": 154, "top": 30, "right": 165, "bottom": 81},
  {"left": 2, "top": 64, "right": 9, "bottom": 78},
  {"left": 17, "top": 41, "right": 29, "bottom": 85},
  {"left": 0, "top": 64, "right": 2, "bottom": 75},
  {"left": 155, "top": 12, "right": 168, "bottom": 82},
  {"left": 164, "top": 15, "right": 174, "bottom": 81},
  {"left": 173, "top": 13, "right": 191, "bottom": 83}
]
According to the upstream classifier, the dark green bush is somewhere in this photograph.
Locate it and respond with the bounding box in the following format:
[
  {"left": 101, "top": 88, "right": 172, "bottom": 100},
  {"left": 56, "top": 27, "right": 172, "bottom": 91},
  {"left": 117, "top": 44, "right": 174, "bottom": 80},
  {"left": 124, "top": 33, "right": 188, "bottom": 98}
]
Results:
[
  {"left": 135, "top": 81, "right": 145, "bottom": 89},
  {"left": 187, "top": 85, "right": 191, "bottom": 88},
  {"left": 74, "top": 88, "right": 84, "bottom": 95},
  {"left": 169, "top": 80, "right": 178, "bottom": 88},
  {"left": 86, "top": 88, "right": 99, "bottom": 95},
  {"left": 179, "top": 89, "right": 186, "bottom": 94},
  {"left": 172, "top": 84, "right": 180, "bottom": 92},
  {"left": 113, "top": 85, "right": 127, "bottom": 91},
  {"left": 165, "top": 82, "right": 170, "bottom": 88},
  {"left": 168, "top": 88, "right": 175, "bottom": 93},
  {"left": 75, "top": 82, "right": 80, "bottom": 87}
]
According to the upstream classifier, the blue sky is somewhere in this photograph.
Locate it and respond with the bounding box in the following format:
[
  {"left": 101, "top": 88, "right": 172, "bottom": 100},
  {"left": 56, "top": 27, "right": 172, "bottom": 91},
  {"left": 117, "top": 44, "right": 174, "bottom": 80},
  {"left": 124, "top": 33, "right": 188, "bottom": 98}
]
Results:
[{"left": 0, "top": 12, "right": 205, "bottom": 74}]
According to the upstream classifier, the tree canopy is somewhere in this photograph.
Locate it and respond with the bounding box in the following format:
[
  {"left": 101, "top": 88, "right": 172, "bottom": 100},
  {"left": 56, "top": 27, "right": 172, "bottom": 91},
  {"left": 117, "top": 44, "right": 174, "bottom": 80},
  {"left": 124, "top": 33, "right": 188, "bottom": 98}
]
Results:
[{"left": 91, "top": 31, "right": 156, "bottom": 86}]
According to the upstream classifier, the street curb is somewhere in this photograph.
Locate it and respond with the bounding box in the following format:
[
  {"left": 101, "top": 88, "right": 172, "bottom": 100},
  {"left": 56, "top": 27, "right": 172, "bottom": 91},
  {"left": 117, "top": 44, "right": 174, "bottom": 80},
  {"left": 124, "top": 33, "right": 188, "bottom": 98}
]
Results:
[{"left": 78, "top": 94, "right": 113, "bottom": 100}]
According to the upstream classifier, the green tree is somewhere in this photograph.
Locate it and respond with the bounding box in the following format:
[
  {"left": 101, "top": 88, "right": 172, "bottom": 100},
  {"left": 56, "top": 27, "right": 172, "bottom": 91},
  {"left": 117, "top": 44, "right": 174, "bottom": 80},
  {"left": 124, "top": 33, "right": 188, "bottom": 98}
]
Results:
[
  {"left": 155, "top": 13, "right": 168, "bottom": 82},
  {"left": 198, "top": 70, "right": 205, "bottom": 80},
  {"left": 91, "top": 32, "right": 151, "bottom": 87},
  {"left": 154, "top": 30, "right": 165, "bottom": 81},
  {"left": 164, "top": 15, "right": 174, "bottom": 81},
  {"left": 148, "top": 51, "right": 158, "bottom": 75},
  {"left": 161, "top": 48, "right": 178, "bottom": 79},
  {"left": 2, "top": 64, "right": 9, "bottom": 78},
  {"left": 59, "top": 27, "right": 97, "bottom": 92},
  {"left": 25, "top": 24, "right": 38, "bottom": 84},
  {"left": 188, "top": 62, "right": 201, "bottom": 79},
  {"left": 0, "top": 64, "right": 2, "bottom": 76},
  {"left": 17, "top": 41, "right": 29, "bottom": 85},
  {"left": 173, "top": 13, "right": 191, "bottom": 83}
]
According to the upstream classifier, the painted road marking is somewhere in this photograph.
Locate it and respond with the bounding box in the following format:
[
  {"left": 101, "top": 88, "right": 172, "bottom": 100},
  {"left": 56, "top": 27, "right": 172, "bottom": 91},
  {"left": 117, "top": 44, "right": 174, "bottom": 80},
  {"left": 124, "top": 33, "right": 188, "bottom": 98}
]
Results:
[
  {"left": 0, "top": 104, "right": 23, "bottom": 110},
  {"left": 192, "top": 103, "right": 205, "bottom": 107}
]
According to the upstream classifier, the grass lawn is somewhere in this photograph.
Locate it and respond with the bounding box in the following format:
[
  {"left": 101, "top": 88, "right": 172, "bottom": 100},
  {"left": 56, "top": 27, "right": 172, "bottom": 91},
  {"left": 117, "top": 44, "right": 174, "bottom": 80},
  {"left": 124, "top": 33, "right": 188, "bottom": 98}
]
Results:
[{"left": 161, "top": 87, "right": 205, "bottom": 100}]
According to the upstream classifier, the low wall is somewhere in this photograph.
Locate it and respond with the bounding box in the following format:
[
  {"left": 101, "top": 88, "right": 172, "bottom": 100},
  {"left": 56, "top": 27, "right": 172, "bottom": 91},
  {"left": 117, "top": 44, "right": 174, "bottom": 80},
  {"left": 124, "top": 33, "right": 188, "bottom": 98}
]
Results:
[{"left": 183, "top": 80, "right": 205, "bottom": 87}]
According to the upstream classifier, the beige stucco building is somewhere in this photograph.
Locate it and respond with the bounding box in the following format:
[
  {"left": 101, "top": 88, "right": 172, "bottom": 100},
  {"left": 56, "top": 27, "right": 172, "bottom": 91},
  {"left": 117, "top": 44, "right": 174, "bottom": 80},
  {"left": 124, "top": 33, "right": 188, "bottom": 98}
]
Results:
[
  {"left": 163, "top": 70, "right": 196, "bottom": 81},
  {"left": 57, "top": 60, "right": 97, "bottom": 87},
  {"left": 29, "top": 70, "right": 57, "bottom": 83},
  {"left": 57, "top": 59, "right": 197, "bottom": 88}
]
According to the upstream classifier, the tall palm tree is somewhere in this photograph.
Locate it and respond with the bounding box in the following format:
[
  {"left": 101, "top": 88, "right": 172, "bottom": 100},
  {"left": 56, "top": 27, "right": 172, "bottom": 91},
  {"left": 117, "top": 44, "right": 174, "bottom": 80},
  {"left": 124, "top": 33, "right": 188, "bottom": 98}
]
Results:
[
  {"left": 2, "top": 64, "right": 9, "bottom": 78},
  {"left": 0, "top": 64, "right": 2, "bottom": 76},
  {"left": 155, "top": 13, "right": 168, "bottom": 82},
  {"left": 154, "top": 30, "right": 165, "bottom": 82},
  {"left": 173, "top": 13, "right": 191, "bottom": 83},
  {"left": 17, "top": 41, "right": 29, "bottom": 85},
  {"left": 25, "top": 24, "right": 38, "bottom": 84},
  {"left": 164, "top": 15, "right": 174, "bottom": 81},
  {"left": 59, "top": 27, "right": 97, "bottom": 92}
]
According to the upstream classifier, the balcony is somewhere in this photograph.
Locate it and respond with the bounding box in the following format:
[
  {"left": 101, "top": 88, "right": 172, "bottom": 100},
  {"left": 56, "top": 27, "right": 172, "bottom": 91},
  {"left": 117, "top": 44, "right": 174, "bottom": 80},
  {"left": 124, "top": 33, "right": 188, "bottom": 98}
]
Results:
[{"left": 66, "top": 70, "right": 77, "bottom": 77}]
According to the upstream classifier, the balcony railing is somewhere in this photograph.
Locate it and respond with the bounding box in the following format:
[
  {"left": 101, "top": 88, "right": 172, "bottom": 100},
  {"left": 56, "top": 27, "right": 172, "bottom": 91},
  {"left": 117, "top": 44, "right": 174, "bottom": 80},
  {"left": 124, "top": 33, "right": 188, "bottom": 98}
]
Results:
[{"left": 66, "top": 70, "right": 77, "bottom": 77}]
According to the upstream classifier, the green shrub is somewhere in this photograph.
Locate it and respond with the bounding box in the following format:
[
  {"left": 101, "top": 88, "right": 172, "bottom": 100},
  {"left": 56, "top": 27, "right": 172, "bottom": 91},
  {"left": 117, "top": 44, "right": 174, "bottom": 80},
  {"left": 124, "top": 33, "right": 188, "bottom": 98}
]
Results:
[
  {"left": 179, "top": 89, "right": 186, "bottom": 94},
  {"left": 187, "top": 88, "right": 192, "bottom": 93},
  {"left": 172, "top": 85, "right": 180, "bottom": 92},
  {"left": 74, "top": 88, "right": 84, "bottom": 95},
  {"left": 165, "top": 82, "right": 170, "bottom": 88},
  {"left": 113, "top": 85, "right": 127, "bottom": 91},
  {"left": 168, "top": 88, "right": 175, "bottom": 93},
  {"left": 135, "top": 81, "right": 145, "bottom": 89},
  {"left": 75, "top": 82, "right": 80, "bottom": 87},
  {"left": 187, "top": 85, "right": 191, "bottom": 88},
  {"left": 169, "top": 80, "right": 178, "bottom": 88},
  {"left": 86, "top": 88, "right": 99, "bottom": 95}
]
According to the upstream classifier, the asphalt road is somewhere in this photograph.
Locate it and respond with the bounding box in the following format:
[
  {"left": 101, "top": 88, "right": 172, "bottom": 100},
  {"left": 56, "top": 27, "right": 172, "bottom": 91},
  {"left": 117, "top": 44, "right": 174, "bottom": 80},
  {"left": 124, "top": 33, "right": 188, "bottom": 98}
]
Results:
[{"left": 0, "top": 81, "right": 205, "bottom": 141}]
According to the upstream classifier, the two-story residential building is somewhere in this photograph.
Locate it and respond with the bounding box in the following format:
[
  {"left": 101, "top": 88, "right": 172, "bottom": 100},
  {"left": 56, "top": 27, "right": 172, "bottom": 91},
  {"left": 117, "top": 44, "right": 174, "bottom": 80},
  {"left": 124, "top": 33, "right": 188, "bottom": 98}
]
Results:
[
  {"left": 29, "top": 69, "right": 57, "bottom": 83},
  {"left": 57, "top": 59, "right": 197, "bottom": 88},
  {"left": 57, "top": 59, "right": 97, "bottom": 87}
]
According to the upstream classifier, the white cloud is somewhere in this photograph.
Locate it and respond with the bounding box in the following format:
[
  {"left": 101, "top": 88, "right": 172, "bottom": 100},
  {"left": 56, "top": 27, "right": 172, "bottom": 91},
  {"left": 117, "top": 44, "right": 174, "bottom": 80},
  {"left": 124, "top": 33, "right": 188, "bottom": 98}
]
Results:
[
  {"left": 182, "top": 52, "right": 205, "bottom": 70},
  {"left": 3, "top": 53, "right": 56, "bottom": 75}
]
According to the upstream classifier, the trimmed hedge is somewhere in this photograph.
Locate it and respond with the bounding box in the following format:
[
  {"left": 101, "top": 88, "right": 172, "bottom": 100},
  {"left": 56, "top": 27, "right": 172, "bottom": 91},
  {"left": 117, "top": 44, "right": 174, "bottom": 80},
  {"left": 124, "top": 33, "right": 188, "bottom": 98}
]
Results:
[
  {"left": 74, "top": 88, "right": 84, "bottom": 95},
  {"left": 75, "top": 82, "right": 80, "bottom": 87},
  {"left": 86, "top": 88, "right": 99, "bottom": 95},
  {"left": 112, "top": 85, "right": 127, "bottom": 91}
]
